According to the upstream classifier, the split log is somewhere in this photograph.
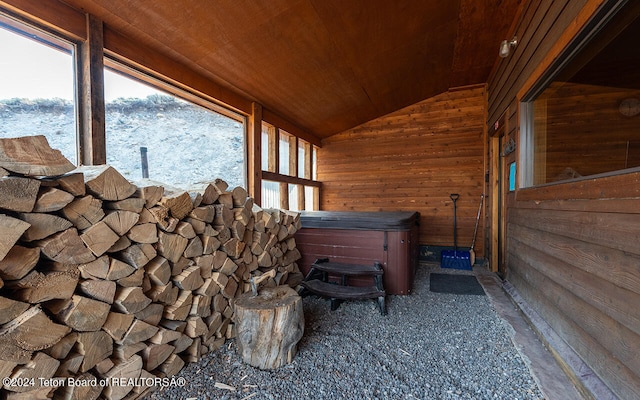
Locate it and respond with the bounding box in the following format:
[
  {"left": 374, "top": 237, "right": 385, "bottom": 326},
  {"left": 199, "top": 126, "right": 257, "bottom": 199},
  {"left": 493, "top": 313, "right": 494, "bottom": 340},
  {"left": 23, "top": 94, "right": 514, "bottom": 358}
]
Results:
[
  {"left": 43, "top": 332, "right": 77, "bottom": 360},
  {"left": 76, "top": 330, "right": 113, "bottom": 372},
  {"left": 117, "top": 319, "right": 159, "bottom": 346},
  {"left": 217, "top": 192, "right": 233, "bottom": 209},
  {"left": 100, "top": 354, "right": 142, "bottom": 400},
  {"left": 102, "top": 210, "right": 140, "bottom": 236},
  {"left": 183, "top": 236, "right": 204, "bottom": 258},
  {"left": 174, "top": 221, "right": 196, "bottom": 239},
  {"left": 0, "top": 176, "right": 40, "bottom": 212},
  {"left": 145, "top": 256, "right": 171, "bottom": 286},
  {"left": 0, "top": 215, "right": 30, "bottom": 261},
  {"left": 78, "top": 256, "right": 109, "bottom": 280},
  {"left": 113, "top": 342, "right": 146, "bottom": 361},
  {"left": 190, "top": 182, "right": 219, "bottom": 205},
  {"left": 116, "top": 267, "right": 144, "bottom": 288},
  {"left": 156, "top": 353, "right": 184, "bottom": 378},
  {"left": 106, "top": 258, "right": 135, "bottom": 281},
  {"left": 35, "top": 228, "right": 96, "bottom": 264},
  {"left": 126, "top": 223, "right": 158, "bottom": 244},
  {"left": 101, "top": 312, "right": 134, "bottom": 342},
  {"left": 78, "top": 279, "right": 116, "bottom": 304},
  {"left": 149, "top": 328, "right": 182, "bottom": 345},
  {"left": 146, "top": 282, "right": 178, "bottom": 305},
  {"left": 117, "top": 243, "right": 156, "bottom": 270},
  {"left": 11, "top": 269, "right": 79, "bottom": 303},
  {"left": 188, "top": 205, "right": 215, "bottom": 223},
  {"left": 231, "top": 186, "right": 248, "bottom": 207},
  {"left": 156, "top": 231, "right": 188, "bottom": 263},
  {"left": 0, "top": 245, "right": 40, "bottom": 281},
  {"left": 173, "top": 265, "right": 204, "bottom": 291},
  {"left": 163, "top": 290, "right": 192, "bottom": 321},
  {"left": 171, "top": 334, "right": 193, "bottom": 354},
  {"left": 6, "top": 352, "right": 60, "bottom": 393},
  {"left": 76, "top": 165, "right": 136, "bottom": 201},
  {"left": 18, "top": 212, "right": 73, "bottom": 242},
  {"left": 132, "top": 181, "right": 164, "bottom": 208},
  {"left": 0, "top": 306, "right": 70, "bottom": 364},
  {"left": 57, "top": 372, "right": 103, "bottom": 400},
  {"left": 61, "top": 195, "right": 104, "bottom": 230},
  {"left": 0, "top": 135, "right": 75, "bottom": 177},
  {"left": 134, "top": 303, "right": 163, "bottom": 326},
  {"left": 104, "top": 198, "right": 145, "bottom": 213},
  {"left": 46, "top": 295, "right": 110, "bottom": 332},
  {"left": 142, "top": 343, "right": 174, "bottom": 371},
  {"left": 159, "top": 187, "right": 193, "bottom": 220},
  {"left": 213, "top": 204, "right": 234, "bottom": 226},
  {"left": 80, "top": 221, "right": 120, "bottom": 257},
  {"left": 32, "top": 186, "right": 74, "bottom": 212},
  {"left": 200, "top": 235, "right": 221, "bottom": 255},
  {"left": 148, "top": 205, "right": 178, "bottom": 232},
  {"left": 50, "top": 171, "right": 86, "bottom": 196},
  {"left": 234, "top": 285, "right": 304, "bottom": 369},
  {"left": 113, "top": 287, "right": 152, "bottom": 314},
  {"left": 0, "top": 296, "right": 29, "bottom": 325}
]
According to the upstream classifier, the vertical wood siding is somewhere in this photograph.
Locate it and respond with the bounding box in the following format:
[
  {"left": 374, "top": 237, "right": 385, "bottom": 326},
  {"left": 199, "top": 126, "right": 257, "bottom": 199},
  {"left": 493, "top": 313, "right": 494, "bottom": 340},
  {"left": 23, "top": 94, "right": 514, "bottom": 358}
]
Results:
[
  {"left": 487, "top": 0, "right": 640, "bottom": 398},
  {"left": 317, "top": 87, "right": 486, "bottom": 257}
]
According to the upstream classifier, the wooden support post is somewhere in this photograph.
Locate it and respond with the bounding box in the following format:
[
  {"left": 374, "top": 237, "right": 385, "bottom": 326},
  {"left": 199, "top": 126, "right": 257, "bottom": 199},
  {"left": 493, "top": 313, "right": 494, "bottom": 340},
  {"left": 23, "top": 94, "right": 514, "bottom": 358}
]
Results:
[
  {"left": 77, "top": 14, "right": 106, "bottom": 165},
  {"left": 247, "top": 102, "right": 263, "bottom": 205}
]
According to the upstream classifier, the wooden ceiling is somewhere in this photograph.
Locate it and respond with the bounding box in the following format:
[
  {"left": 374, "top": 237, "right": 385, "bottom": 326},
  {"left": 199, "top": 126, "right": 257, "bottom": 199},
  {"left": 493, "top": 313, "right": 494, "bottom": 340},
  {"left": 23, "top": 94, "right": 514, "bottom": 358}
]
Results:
[{"left": 61, "top": 0, "right": 522, "bottom": 139}]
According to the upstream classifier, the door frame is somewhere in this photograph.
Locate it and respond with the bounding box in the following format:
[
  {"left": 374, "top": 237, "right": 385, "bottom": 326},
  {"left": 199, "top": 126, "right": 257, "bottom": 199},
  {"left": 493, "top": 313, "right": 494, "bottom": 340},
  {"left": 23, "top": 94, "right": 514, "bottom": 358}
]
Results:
[{"left": 488, "top": 110, "right": 508, "bottom": 275}]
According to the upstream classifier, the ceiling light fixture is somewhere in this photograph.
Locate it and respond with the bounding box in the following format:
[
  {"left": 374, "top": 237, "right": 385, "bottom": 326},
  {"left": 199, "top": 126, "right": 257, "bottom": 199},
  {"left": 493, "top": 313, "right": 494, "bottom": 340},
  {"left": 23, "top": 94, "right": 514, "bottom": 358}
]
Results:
[{"left": 499, "top": 36, "right": 518, "bottom": 58}]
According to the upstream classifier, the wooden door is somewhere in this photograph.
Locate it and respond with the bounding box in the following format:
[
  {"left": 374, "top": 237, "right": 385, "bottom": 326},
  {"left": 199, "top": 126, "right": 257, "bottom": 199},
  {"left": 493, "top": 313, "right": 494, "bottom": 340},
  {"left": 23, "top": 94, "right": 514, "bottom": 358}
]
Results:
[{"left": 489, "top": 113, "right": 508, "bottom": 276}]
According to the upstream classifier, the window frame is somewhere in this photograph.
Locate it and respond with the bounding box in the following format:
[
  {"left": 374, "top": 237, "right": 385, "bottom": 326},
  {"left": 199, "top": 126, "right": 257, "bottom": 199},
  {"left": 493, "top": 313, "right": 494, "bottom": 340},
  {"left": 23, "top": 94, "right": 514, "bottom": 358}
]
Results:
[{"left": 519, "top": 0, "right": 638, "bottom": 189}]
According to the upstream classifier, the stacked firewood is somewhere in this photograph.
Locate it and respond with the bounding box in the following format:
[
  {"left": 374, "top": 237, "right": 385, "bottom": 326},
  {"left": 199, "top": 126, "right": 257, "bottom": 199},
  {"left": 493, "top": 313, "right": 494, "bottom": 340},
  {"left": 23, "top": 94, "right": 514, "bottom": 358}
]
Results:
[{"left": 0, "top": 136, "right": 303, "bottom": 399}]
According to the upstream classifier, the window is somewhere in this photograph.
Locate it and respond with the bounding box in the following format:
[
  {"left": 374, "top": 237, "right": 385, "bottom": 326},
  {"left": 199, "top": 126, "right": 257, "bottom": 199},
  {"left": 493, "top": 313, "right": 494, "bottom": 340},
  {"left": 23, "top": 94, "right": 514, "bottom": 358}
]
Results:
[
  {"left": 521, "top": 2, "right": 640, "bottom": 187},
  {"left": 104, "top": 64, "right": 246, "bottom": 189},
  {"left": 260, "top": 122, "right": 320, "bottom": 210},
  {"left": 0, "top": 20, "right": 77, "bottom": 164}
]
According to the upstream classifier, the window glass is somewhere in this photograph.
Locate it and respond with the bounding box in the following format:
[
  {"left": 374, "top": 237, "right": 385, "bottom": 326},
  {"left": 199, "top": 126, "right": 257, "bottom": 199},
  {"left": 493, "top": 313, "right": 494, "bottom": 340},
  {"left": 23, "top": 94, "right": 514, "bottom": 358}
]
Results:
[
  {"left": 523, "top": 6, "right": 640, "bottom": 186},
  {"left": 279, "top": 131, "right": 290, "bottom": 175},
  {"left": 261, "top": 180, "right": 280, "bottom": 209},
  {"left": 104, "top": 68, "right": 245, "bottom": 189},
  {"left": 261, "top": 124, "right": 270, "bottom": 171},
  {"left": 0, "top": 23, "right": 76, "bottom": 164},
  {"left": 298, "top": 140, "right": 307, "bottom": 178}
]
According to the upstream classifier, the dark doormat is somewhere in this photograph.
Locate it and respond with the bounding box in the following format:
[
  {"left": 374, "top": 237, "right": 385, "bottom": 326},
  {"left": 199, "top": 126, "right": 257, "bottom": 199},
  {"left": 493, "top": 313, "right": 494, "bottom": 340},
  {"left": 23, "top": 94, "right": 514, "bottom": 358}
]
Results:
[{"left": 429, "top": 273, "right": 485, "bottom": 295}]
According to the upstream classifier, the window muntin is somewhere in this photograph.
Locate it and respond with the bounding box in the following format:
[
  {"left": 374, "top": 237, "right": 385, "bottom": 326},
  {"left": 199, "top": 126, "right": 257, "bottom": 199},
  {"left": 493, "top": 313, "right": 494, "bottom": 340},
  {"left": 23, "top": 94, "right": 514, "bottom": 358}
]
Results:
[
  {"left": 104, "top": 66, "right": 246, "bottom": 189},
  {"left": 0, "top": 21, "right": 77, "bottom": 164},
  {"left": 522, "top": 4, "right": 640, "bottom": 187}
]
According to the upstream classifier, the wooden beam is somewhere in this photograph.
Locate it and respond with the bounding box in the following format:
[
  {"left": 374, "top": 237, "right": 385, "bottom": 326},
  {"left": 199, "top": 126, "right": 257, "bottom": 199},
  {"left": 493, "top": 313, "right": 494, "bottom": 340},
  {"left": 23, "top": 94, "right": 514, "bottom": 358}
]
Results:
[
  {"left": 261, "top": 171, "right": 321, "bottom": 188},
  {"left": 0, "top": 0, "right": 86, "bottom": 41},
  {"left": 247, "top": 102, "right": 262, "bottom": 205},
  {"left": 77, "top": 14, "right": 105, "bottom": 165}
]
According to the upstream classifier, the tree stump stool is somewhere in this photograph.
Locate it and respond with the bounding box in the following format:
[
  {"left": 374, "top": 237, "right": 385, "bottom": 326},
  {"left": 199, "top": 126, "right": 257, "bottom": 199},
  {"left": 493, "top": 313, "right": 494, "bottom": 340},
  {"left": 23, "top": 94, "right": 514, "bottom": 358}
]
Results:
[{"left": 234, "top": 285, "right": 304, "bottom": 369}]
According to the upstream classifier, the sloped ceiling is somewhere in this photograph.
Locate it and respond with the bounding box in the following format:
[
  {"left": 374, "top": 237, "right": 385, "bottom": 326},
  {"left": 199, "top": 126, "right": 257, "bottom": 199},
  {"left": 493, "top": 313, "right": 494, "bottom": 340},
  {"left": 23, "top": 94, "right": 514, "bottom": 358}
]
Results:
[{"left": 61, "top": 0, "right": 522, "bottom": 138}]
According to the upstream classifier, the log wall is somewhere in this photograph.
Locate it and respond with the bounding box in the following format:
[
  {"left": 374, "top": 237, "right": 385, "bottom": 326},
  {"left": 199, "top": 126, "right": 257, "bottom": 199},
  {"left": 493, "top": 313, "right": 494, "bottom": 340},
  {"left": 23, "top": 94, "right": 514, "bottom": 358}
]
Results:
[
  {"left": 487, "top": 0, "right": 640, "bottom": 398},
  {"left": 317, "top": 86, "right": 487, "bottom": 258}
]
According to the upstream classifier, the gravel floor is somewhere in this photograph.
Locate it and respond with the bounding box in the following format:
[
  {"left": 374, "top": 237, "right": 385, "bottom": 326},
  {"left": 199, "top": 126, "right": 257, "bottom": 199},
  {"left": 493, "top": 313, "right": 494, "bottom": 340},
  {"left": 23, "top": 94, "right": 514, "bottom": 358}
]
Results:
[{"left": 148, "top": 264, "right": 544, "bottom": 400}]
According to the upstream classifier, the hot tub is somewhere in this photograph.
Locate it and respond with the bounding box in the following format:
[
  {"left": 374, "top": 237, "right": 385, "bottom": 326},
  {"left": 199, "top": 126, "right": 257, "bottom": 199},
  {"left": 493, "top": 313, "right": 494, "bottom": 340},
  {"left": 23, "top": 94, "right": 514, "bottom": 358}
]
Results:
[{"left": 295, "top": 211, "right": 420, "bottom": 295}]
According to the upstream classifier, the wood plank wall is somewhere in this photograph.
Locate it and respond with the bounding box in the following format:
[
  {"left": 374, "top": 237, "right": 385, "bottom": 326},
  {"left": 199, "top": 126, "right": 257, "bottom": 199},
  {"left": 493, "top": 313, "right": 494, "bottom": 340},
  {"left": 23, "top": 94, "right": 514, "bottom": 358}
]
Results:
[
  {"left": 317, "top": 86, "right": 486, "bottom": 258},
  {"left": 487, "top": 0, "right": 640, "bottom": 398}
]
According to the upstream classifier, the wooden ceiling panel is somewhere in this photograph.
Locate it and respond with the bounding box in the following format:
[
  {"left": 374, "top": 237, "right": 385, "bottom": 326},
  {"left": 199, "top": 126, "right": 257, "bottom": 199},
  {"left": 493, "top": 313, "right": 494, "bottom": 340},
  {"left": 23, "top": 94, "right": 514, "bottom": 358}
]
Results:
[{"left": 60, "top": 0, "right": 521, "bottom": 138}]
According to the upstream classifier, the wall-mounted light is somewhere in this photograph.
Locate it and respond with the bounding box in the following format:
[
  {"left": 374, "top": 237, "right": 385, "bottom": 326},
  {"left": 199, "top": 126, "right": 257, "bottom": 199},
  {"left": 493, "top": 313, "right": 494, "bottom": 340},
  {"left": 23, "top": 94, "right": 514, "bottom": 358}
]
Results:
[{"left": 499, "top": 36, "right": 518, "bottom": 58}]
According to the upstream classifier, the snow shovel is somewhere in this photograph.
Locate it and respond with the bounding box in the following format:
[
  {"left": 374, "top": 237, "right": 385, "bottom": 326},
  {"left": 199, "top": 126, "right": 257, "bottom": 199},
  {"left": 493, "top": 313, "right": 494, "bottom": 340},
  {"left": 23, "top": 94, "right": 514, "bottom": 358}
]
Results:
[
  {"left": 469, "top": 194, "right": 484, "bottom": 266},
  {"left": 441, "top": 193, "right": 472, "bottom": 270}
]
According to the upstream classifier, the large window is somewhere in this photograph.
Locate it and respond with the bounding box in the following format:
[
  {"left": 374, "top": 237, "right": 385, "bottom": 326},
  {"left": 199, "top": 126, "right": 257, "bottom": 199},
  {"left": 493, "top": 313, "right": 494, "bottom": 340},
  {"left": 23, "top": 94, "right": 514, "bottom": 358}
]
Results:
[
  {"left": 521, "top": 2, "right": 640, "bottom": 187},
  {"left": 0, "top": 20, "right": 77, "bottom": 164},
  {"left": 261, "top": 122, "right": 320, "bottom": 210},
  {"left": 104, "top": 65, "right": 246, "bottom": 189}
]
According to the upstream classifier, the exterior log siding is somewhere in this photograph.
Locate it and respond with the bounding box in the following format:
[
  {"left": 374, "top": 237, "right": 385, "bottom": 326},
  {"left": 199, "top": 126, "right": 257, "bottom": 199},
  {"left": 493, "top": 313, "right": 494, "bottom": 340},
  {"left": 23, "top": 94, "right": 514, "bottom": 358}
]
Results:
[
  {"left": 487, "top": 0, "right": 640, "bottom": 398},
  {"left": 317, "top": 86, "right": 486, "bottom": 258}
]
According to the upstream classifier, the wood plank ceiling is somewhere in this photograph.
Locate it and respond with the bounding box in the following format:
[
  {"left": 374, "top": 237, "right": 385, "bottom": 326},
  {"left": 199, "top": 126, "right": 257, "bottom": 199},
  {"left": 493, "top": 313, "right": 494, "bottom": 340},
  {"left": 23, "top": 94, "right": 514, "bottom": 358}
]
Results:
[{"left": 61, "top": 0, "right": 522, "bottom": 139}]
